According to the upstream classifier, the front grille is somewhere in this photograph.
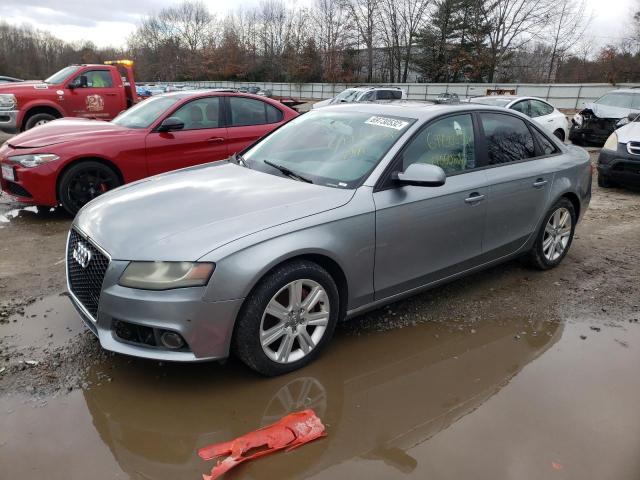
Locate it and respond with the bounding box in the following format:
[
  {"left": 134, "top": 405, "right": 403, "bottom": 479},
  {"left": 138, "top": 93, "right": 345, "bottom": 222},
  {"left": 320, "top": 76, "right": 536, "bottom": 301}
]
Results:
[
  {"left": 627, "top": 142, "right": 640, "bottom": 155},
  {"left": 67, "top": 229, "right": 110, "bottom": 319},
  {"left": 6, "top": 181, "right": 32, "bottom": 198}
]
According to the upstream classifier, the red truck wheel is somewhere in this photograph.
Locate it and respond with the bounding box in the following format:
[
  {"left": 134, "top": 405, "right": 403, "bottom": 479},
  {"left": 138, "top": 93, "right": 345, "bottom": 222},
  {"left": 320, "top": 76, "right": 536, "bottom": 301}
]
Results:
[{"left": 24, "top": 113, "right": 57, "bottom": 131}]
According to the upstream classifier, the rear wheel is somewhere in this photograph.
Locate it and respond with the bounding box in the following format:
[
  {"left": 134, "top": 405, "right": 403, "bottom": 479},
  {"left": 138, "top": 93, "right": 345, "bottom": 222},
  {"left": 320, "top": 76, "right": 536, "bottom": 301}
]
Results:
[
  {"left": 528, "top": 198, "right": 576, "bottom": 270},
  {"left": 58, "top": 161, "right": 121, "bottom": 215},
  {"left": 233, "top": 260, "right": 339, "bottom": 376},
  {"left": 24, "top": 113, "right": 56, "bottom": 131}
]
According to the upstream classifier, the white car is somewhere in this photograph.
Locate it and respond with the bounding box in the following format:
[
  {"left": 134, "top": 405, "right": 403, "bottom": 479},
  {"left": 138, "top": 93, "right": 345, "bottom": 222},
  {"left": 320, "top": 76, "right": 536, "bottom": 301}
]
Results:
[
  {"left": 470, "top": 96, "right": 569, "bottom": 141},
  {"left": 313, "top": 86, "right": 407, "bottom": 109}
]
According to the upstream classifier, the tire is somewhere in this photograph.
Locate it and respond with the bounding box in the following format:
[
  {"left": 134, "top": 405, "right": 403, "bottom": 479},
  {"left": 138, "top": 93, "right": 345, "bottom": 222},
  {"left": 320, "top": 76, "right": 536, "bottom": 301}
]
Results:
[
  {"left": 527, "top": 198, "right": 576, "bottom": 270},
  {"left": 597, "top": 173, "right": 614, "bottom": 188},
  {"left": 553, "top": 129, "right": 565, "bottom": 142},
  {"left": 232, "top": 260, "right": 340, "bottom": 376},
  {"left": 24, "top": 113, "right": 57, "bottom": 131},
  {"left": 58, "top": 161, "right": 121, "bottom": 215}
]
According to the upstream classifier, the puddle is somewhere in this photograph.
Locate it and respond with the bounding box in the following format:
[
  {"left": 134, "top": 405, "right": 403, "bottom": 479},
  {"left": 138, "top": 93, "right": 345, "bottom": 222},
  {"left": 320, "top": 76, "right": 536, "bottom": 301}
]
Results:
[{"left": 2, "top": 312, "right": 640, "bottom": 479}]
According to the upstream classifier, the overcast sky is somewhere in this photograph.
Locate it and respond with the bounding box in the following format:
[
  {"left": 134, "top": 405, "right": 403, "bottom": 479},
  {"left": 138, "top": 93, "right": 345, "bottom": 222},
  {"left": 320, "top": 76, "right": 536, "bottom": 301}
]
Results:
[{"left": 0, "top": 0, "right": 635, "bottom": 50}]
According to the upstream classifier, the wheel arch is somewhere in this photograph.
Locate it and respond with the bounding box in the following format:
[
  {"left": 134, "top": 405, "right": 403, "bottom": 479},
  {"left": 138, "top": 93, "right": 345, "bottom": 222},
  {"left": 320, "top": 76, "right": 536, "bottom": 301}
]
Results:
[
  {"left": 55, "top": 156, "right": 124, "bottom": 203},
  {"left": 22, "top": 104, "right": 63, "bottom": 130},
  {"left": 559, "top": 191, "right": 581, "bottom": 220}
]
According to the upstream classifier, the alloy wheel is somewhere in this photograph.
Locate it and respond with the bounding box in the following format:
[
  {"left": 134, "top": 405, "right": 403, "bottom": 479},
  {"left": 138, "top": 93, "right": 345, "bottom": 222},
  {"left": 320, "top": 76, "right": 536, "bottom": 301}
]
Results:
[
  {"left": 543, "top": 207, "right": 572, "bottom": 261},
  {"left": 66, "top": 168, "right": 118, "bottom": 211},
  {"left": 260, "top": 279, "right": 330, "bottom": 364}
]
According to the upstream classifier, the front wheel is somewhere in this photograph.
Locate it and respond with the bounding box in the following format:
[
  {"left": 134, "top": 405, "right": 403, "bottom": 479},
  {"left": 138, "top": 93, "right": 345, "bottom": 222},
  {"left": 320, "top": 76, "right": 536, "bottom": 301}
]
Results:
[
  {"left": 527, "top": 198, "right": 576, "bottom": 270},
  {"left": 58, "top": 161, "right": 121, "bottom": 215},
  {"left": 232, "top": 260, "right": 339, "bottom": 376},
  {"left": 24, "top": 113, "right": 56, "bottom": 131}
]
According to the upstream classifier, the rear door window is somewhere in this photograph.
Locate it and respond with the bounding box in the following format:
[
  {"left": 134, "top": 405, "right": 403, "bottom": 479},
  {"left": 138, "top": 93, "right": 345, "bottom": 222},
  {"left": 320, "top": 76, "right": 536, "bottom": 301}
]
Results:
[
  {"left": 402, "top": 114, "right": 476, "bottom": 174},
  {"left": 480, "top": 113, "right": 536, "bottom": 165},
  {"left": 229, "top": 97, "right": 282, "bottom": 126}
]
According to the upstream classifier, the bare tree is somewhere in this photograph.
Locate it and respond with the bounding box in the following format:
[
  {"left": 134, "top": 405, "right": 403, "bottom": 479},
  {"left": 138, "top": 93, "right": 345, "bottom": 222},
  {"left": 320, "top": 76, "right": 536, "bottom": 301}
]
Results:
[
  {"left": 342, "top": 0, "right": 380, "bottom": 82},
  {"left": 482, "top": 0, "right": 554, "bottom": 82},
  {"left": 545, "top": 0, "right": 590, "bottom": 82},
  {"left": 314, "top": 0, "right": 352, "bottom": 82}
]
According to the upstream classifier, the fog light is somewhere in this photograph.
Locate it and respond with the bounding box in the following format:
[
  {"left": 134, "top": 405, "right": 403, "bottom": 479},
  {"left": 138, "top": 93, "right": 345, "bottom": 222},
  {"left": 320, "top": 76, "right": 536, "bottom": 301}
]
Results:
[{"left": 160, "top": 331, "right": 185, "bottom": 349}]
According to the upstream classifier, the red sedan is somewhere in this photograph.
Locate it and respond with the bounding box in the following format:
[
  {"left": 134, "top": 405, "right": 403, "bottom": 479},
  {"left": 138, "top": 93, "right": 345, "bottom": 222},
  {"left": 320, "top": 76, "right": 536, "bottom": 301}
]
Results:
[{"left": 0, "top": 91, "right": 298, "bottom": 214}]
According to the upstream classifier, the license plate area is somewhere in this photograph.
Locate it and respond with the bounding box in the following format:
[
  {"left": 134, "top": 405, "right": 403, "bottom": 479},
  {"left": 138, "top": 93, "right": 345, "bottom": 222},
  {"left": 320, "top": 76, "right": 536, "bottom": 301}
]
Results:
[{"left": 1, "top": 164, "right": 15, "bottom": 182}]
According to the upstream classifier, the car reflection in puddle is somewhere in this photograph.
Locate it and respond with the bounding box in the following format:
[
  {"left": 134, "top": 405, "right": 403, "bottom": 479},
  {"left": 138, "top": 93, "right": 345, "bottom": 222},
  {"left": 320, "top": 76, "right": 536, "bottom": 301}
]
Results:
[{"left": 82, "top": 317, "right": 562, "bottom": 480}]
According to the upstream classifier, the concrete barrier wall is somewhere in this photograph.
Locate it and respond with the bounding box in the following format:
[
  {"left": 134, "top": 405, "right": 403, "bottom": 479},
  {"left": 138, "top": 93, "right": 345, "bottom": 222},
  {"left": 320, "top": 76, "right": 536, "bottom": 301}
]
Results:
[{"left": 168, "top": 81, "right": 640, "bottom": 109}]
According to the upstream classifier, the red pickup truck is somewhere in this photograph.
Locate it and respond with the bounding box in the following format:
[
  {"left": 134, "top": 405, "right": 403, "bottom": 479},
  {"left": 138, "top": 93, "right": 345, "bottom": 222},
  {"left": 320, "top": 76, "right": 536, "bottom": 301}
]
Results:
[{"left": 0, "top": 60, "right": 140, "bottom": 133}]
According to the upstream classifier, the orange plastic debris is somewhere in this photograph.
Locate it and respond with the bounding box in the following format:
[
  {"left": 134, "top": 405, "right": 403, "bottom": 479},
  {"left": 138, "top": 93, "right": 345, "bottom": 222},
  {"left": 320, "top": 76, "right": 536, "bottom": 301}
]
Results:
[{"left": 197, "top": 409, "right": 326, "bottom": 480}]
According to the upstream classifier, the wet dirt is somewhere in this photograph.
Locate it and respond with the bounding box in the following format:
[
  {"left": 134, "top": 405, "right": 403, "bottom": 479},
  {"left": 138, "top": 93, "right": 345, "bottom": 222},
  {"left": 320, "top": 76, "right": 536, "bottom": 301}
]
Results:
[{"left": 1, "top": 150, "right": 640, "bottom": 479}]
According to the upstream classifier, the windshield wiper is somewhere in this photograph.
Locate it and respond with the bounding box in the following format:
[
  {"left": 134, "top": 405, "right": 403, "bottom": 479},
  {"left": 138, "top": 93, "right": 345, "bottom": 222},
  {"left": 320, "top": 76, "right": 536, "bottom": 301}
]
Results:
[{"left": 263, "top": 160, "right": 313, "bottom": 183}]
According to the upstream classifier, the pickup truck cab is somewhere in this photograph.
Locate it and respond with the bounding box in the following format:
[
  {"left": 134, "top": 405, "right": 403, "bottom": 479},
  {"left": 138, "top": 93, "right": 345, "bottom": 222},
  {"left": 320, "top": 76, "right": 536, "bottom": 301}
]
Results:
[{"left": 0, "top": 60, "right": 139, "bottom": 133}]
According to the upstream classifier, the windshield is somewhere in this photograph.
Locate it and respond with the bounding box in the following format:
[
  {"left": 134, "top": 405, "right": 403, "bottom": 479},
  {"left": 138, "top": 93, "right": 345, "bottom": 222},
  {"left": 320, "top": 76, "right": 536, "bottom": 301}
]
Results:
[
  {"left": 112, "top": 96, "right": 182, "bottom": 129},
  {"left": 471, "top": 97, "right": 512, "bottom": 107},
  {"left": 244, "top": 110, "right": 415, "bottom": 188},
  {"left": 332, "top": 89, "right": 361, "bottom": 103},
  {"left": 45, "top": 66, "right": 81, "bottom": 84},
  {"left": 594, "top": 93, "right": 635, "bottom": 108}
]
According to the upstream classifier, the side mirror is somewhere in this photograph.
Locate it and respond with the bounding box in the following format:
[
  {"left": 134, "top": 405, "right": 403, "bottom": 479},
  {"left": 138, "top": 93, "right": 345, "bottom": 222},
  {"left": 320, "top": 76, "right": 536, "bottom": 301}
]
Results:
[
  {"left": 158, "top": 117, "right": 185, "bottom": 132},
  {"left": 392, "top": 163, "right": 446, "bottom": 187},
  {"left": 69, "top": 75, "right": 88, "bottom": 89},
  {"left": 628, "top": 112, "right": 639, "bottom": 122}
]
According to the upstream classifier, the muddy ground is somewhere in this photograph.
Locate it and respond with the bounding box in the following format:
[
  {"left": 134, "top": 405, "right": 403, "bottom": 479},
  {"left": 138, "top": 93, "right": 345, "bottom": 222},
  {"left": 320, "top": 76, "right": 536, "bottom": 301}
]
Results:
[{"left": 1, "top": 141, "right": 640, "bottom": 479}]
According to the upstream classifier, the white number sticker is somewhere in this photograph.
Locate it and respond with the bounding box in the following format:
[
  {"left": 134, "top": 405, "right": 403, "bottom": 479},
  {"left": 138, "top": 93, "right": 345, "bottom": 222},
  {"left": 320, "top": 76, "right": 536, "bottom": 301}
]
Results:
[{"left": 365, "top": 116, "right": 409, "bottom": 130}]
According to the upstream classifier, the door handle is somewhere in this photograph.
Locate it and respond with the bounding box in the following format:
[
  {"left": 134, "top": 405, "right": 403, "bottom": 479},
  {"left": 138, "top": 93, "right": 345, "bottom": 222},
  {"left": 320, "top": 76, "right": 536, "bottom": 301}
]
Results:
[
  {"left": 208, "top": 137, "right": 225, "bottom": 143},
  {"left": 464, "top": 193, "right": 485, "bottom": 204},
  {"left": 533, "top": 179, "right": 548, "bottom": 188}
]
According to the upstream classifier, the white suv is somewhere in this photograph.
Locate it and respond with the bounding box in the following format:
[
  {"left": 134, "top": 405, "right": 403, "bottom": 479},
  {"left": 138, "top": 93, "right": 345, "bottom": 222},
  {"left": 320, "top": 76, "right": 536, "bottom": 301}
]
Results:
[{"left": 313, "top": 87, "right": 406, "bottom": 109}]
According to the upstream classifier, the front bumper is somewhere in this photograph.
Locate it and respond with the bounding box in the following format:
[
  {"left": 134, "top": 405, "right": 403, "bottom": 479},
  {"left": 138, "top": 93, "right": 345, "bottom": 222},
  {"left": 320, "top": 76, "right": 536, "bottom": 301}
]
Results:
[
  {"left": 0, "top": 110, "right": 19, "bottom": 133},
  {"left": 598, "top": 144, "right": 640, "bottom": 185},
  {"left": 569, "top": 124, "right": 612, "bottom": 146},
  {"left": 0, "top": 144, "right": 61, "bottom": 206},
  {"left": 67, "top": 237, "right": 244, "bottom": 362}
]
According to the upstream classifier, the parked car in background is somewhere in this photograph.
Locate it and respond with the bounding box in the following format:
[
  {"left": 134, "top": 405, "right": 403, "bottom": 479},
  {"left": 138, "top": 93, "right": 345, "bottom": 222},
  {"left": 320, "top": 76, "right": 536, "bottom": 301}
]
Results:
[
  {"left": 0, "top": 91, "right": 298, "bottom": 214},
  {"left": 434, "top": 92, "right": 459, "bottom": 104},
  {"left": 570, "top": 89, "right": 640, "bottom": 146},
  {"left": 597, "top": 115, "right": 640, "bottom": 188},
  {"left": 65, "top": 102, "right": 590, "bottom": 375},
  {"left": 136, "top": 85, "right": 152, "bottom": 98},
  {"left": 469, "top": 96, "right": 569, "bottom": 141},
  {"left": 0, "top": 76, "right": 23, "bottom": 83},
  {"left": 312, "top": 86, "right": 407, "bottom": 109}
]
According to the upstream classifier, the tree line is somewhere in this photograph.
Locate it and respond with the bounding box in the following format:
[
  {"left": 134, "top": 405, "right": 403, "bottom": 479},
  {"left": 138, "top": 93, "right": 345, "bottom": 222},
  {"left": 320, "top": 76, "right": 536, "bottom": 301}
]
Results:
[{"left": 2, "top": 0, "right": 640, "bottom": 85}]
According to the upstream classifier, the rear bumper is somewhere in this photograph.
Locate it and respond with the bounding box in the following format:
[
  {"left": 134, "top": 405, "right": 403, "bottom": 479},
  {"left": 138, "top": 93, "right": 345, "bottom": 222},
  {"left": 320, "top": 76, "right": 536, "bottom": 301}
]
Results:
[
  {"left": 68, "top": 257, "right": 244, "bottom": 362},
  {"left": 0, "top": 110, "right": 19, "bottom": 133},
  {"left": 598, "top": 145, "right": 640, "bottom": 185}
]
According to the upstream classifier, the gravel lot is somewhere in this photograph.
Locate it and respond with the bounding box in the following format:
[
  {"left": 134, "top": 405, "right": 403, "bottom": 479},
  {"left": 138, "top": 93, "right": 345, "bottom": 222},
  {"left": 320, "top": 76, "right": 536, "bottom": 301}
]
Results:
[{"left": 1, "top": 134, "right": 640, "bottom": 479}]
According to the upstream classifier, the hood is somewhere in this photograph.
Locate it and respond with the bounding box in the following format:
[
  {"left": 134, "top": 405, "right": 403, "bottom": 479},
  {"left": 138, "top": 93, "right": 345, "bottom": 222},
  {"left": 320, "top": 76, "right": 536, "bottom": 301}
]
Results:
[
  {"left": 615, "top": 121, "right": 640, "bottom": 143},
  {"left": 312, "top": 99, "right": 332, "bottom": 109},
  {"left": 583, "top": 102, "right": 636, "bottom": 120},
  {"left": 75, "top": 162, "right": 355, "bottom": 261},
  {"left": 0, "top": 81, "right": 50, "bottom": 94},
  {"left": 7, "top": 118, "right": 130, "bottom": 148}
]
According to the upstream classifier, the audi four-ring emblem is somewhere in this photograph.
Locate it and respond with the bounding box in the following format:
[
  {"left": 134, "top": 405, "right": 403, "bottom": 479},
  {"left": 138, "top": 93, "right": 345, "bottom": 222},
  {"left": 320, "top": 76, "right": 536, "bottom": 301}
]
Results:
[{"left": 72, "top": 242, "right": 92, "bottom": 268}]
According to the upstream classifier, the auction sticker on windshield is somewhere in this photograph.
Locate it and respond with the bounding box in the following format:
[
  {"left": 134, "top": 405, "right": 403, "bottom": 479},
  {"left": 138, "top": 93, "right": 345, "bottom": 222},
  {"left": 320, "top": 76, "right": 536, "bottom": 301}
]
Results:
[
  {"left": 1, "top": 165, "right": 15, "bottom": 182},
  {"left": 365, "top": 116, "right": 409, "bottom": 130}
]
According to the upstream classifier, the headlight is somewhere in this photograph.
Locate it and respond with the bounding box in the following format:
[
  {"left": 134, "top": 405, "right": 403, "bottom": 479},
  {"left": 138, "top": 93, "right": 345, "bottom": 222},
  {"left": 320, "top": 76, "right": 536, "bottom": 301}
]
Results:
[
  {"left": 0, "top": 94, "right": 17, "bottom": 111},
  {"left": 119, "top": 261, "right": 215, "bottom": 290},
  {"left": 603, "top": 132, "right": 618, "bottom": 152},
  {"left": 573, "top": 113, "right": 583, "bottom": 127},
  {"left": 8, "top": 153, "right": 60, "bottom": 168}
]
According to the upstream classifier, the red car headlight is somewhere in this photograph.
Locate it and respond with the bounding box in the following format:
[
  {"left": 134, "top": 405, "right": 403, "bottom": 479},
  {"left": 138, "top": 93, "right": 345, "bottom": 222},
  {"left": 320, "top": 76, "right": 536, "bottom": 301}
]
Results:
[{"left": 8, "top": 153, "right": 60, "bottom": 168}]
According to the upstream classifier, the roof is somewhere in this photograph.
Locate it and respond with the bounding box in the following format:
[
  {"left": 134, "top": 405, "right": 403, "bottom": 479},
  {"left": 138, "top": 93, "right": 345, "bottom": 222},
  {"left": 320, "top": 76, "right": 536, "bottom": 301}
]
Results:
[
  {"left": 317, "top": 101, "right": 510, "bottom": 120},
  {"left": 606, "top": 88, "right": 640, "bottom": 94}
]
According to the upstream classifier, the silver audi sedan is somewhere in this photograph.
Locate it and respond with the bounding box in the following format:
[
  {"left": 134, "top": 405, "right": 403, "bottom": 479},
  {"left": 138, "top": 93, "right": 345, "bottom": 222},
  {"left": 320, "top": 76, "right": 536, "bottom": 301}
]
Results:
[{"left": 66, "top": 103, "right": 591, "bottom": 375}]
